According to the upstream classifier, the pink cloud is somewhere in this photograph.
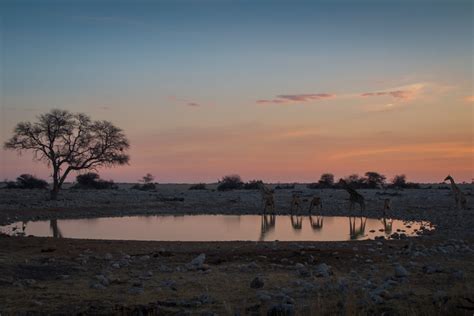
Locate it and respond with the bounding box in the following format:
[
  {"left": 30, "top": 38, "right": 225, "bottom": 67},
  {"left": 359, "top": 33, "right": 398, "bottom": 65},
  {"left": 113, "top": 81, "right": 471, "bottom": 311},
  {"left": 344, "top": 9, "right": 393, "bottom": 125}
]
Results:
[
  {"left": 361, "top": 90, "right": 413, "bottom": 99},
  {"left": 257, "top": 93, "right": 335, "bottom": 104}
]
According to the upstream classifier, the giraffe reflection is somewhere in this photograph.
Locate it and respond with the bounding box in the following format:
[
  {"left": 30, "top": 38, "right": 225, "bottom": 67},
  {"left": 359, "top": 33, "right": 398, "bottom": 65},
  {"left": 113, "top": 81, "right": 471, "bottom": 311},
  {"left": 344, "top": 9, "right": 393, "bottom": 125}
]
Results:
[
  {"left": 259, "top": 214, "right": 276, "bottom": 241},
  {"left": 381, "top": 217, "right": 393, "bottom": 235},
  {"left": 349, "top": 217, "right": 367, "bottom": 240},
  {"left": 50, "top": 219, "right": 63, "bottom": 238},
  {"left": 290, "top": 215, "right": 303, "bottom": 230},
  {"left": 309, "top": 215, "right": 324, "bottom": 231}
]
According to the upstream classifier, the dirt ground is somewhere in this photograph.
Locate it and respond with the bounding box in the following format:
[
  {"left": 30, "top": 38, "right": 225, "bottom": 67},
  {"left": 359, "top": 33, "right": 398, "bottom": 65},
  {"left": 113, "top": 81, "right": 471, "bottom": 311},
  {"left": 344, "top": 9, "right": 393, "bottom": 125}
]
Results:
[{"left": 0, "top": 185, "right": 473, "bottom": 315}]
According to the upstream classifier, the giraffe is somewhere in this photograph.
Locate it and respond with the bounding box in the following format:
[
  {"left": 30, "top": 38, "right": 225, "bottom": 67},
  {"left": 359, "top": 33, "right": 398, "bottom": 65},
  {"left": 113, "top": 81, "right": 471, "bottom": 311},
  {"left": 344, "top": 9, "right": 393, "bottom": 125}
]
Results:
[
  {"left": 309, "top": 215, "right": 324, "bottom": 230},
  {"left": 290, "top": 215, "right": 303, "bottom": 230},
  {"left": 308, "top": 196, "right": 322, "bottom": 214},
  {"left": 349, "top": 216, "right": 367, "bottom": 240},
  {"left": 259, "top": 184, "right": 275, "bottom": 214},
  {"left": 444, "top": 175, "right": 467, "bottom": 210},
  {"left": 383, "top": 198, "right": 391, "bottom": 216},
  {"left": 290, "top": 192, "right": 302, "bottom": 213},
  {"left": 340, "top": 179, "right": 366, "bottom": 212},
  {"left": 259, "top": 214, "right": 276, "bottom": 241}
]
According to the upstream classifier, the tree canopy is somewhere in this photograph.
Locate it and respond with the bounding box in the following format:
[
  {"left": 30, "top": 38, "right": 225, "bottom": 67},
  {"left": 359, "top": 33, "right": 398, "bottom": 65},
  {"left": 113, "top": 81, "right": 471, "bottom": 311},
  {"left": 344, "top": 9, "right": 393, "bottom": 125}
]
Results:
[{"left": 4, "top": 109, "right": 130, "bottom": 199}]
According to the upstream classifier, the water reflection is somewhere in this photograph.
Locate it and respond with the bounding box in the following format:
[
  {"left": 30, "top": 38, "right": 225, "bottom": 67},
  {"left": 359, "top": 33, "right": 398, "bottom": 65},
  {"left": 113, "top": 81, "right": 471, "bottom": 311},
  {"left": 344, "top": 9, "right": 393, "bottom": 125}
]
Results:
[
  {"left": 1, "top": 215, "right": 433, "bottom": 241},
  {"left": 259, "top": 214, "right": 276, "bottom": 241},
  {"left": 381, "top": 217, "right": 393, "bottom": 235},
  {"left": 309, "top": 215, "right": 324, "bottom": 231},
  {"left": 349, "top": 217, "right": 367, "bottom": 240},
  {"left": 50, "top": 219, "right": 63, "bottom": 238},
  {"left": 290, "top": 215, "right": 303, "bottom": 230}
]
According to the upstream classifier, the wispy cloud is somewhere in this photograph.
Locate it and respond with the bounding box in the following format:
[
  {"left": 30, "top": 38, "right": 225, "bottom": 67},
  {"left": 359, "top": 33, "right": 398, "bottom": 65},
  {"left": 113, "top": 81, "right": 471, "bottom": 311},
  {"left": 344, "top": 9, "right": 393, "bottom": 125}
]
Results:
[
  {"left": 360, "top": 83, "right": 426, "bottom": 100},
  {"left": 256, "top": 93, "right": 335, "bottom": 105},
  {"left": 168, "top": 96, "right": 202, "bottom": 107},
  {"left": 464, "top": 95, "right": 474, "bottom": 103}
]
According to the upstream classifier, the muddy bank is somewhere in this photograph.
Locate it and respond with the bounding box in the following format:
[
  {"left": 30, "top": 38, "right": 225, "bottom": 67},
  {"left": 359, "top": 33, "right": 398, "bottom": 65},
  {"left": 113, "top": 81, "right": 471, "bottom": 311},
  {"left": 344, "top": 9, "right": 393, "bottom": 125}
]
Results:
[{"left": 0, "top": 235, "right": 473, "bottom": 315}]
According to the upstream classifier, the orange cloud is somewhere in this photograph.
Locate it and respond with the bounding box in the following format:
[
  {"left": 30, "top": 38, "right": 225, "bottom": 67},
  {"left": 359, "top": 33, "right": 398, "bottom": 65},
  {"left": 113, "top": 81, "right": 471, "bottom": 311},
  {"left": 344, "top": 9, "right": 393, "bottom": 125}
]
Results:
[
  {"left": 464, "top": 95, "right": 474, "bottom": 103},
  {"left": 257, "top": 93, "right": 335, "bottom": 104}
]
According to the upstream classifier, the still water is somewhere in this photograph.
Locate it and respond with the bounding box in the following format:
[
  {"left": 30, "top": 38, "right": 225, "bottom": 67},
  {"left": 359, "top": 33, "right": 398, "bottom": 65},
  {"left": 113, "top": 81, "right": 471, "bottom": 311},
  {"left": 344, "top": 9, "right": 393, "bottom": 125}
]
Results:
[{"left": 1, "top": 215, "right": 433, "bottom": 241}]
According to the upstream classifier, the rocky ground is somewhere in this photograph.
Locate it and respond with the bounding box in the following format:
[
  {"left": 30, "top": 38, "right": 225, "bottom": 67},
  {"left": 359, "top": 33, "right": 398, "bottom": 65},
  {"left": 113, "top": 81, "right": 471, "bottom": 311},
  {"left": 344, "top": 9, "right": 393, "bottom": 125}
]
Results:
[{"left": 0, "top": 184, "right": 473, "bottom": 315}]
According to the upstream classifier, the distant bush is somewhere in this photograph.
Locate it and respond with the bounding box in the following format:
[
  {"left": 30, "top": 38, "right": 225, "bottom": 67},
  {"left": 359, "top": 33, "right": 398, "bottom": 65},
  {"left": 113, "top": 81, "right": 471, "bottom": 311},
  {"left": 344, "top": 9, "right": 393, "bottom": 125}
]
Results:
[
  {"left": 131, "top": 173, "right": 157, "bottom": 191},
  {"left": 243, "top": 180, "right": 264, "bottom": 190},
  {"left": 217, "top": 174, "right": 243, "bottom": 191},
  {"left": 189, "top": 183, "right": 207, "bottom": 190},
  {"left": 72, "top": 172, "right": 117, "bottom": 190},
  {"left": 4, "top": 174, "right": 49, "bottom": 189},
  {"left": 319, "top": 173, "right": 334, "bottom": 187},
  {"left": 275, "top": 183, "right": 295, "bottom": 190},
  {"left": 387, "top": 174, "right": 420, "bottom": 189},
  {"left": 131, "top": 182, "right": 156, "bottom": 191}
]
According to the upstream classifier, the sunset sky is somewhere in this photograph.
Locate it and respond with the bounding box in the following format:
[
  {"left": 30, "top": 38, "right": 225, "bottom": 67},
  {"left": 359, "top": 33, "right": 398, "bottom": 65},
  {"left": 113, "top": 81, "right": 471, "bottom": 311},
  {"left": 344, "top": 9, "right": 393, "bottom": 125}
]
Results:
[{"left": 1, "top": 0, "right": 473, "bottom": 183}]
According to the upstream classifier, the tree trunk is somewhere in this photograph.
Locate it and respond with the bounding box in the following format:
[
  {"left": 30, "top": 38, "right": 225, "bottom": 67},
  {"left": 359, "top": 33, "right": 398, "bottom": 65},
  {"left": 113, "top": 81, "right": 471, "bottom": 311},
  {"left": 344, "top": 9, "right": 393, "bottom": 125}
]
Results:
[
  {"left": 50, "top": 186, "right": 59, "bottom": 200},
  {"left": 51, "top": 168, "right": 60, "bottom": 200}
]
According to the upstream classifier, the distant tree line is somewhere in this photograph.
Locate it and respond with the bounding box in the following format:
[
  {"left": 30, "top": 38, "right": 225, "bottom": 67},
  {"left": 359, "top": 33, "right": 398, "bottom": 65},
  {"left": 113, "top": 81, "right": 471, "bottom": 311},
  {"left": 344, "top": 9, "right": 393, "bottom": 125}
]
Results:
[{"left": 307, "top": 172, "right": 420, "bottom": 189}]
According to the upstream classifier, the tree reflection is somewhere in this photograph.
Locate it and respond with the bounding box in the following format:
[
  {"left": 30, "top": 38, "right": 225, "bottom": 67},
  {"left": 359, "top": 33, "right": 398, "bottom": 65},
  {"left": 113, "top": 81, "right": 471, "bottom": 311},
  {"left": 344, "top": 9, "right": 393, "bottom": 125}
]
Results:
[{"left": 50, "top": 220, "right": 63, "bottom": 238}]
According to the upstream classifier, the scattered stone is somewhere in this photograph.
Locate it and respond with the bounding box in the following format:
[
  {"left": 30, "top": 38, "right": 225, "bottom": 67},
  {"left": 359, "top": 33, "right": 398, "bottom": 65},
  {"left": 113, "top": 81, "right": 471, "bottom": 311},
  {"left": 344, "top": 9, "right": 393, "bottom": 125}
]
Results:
[
  {"left": 315, "top": 263, "right": 331, "bottom": 277},
  {"left": 250, "top": 276, "right": 264, "bottom": 289},
  {"left": 186, "top": 253, "right": 206, "bottom": 270},
  {"left": 394, "top": 265, "right": 409, "bottom": 278}
]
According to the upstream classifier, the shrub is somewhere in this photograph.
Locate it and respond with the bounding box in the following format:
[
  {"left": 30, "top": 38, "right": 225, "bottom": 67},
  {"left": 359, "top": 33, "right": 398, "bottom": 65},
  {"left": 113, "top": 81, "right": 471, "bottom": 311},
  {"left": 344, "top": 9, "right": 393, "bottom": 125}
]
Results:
[
  {"left": 189, "top": 183, "right": 207, "bottom": 190},
  {"left": 243, "top": 180, "right": 264, "bottom": 190},
  {"left": 5, "top": 174, "right": 49, "bottom": 189},
  {"left": 72, "top": 172, "right": 117, "bottom": 190},
  {"left": 364, "top": 171, "right": 386, "bottom": 189},
  {"left": 318, "top": 173, "right": 334, "bottom": 187},
  {"left": 131, "top": 173, "right": 157, "bottom": 191},
  {"left": 217, "top": 174, "right": 243, "bottom": 191},
  {"left": 388, "top": 174, "right": 420, "bottom": 189}
]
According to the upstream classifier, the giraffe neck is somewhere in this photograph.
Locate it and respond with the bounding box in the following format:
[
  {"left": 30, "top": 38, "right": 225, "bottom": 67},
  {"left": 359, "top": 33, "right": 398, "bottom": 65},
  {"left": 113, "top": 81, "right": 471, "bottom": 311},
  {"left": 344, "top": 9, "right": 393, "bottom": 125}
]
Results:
[{"left": 448, "top": 178, "right": 459, "bottom": 192}]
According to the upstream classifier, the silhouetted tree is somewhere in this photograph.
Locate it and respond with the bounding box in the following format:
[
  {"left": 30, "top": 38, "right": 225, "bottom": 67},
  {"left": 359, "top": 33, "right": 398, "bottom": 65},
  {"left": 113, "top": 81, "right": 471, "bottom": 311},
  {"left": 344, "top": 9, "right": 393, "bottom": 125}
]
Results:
[
  {"left": 318, "top": 173, "right": 335, "bottom": 187},
  {"left": 73, "top": 172, "right": 117, "bottom": 190},
  {"left": 4, "top": 109, "right": 129, "bottom": 200},
  {"left": 217, "top": 174, "right": 243, "bottom": 191},
  {"left": 243, "top": 180, "right": 264, "bottom": 190},
  {"left": 391, "top": 174, "right": 407, "bottom": 188},
  {"left": 141, "top": 173, "right": 154, "bottom": 184},
  {"left": 364, "top": 171, "right": 386, "bottom": 188}
]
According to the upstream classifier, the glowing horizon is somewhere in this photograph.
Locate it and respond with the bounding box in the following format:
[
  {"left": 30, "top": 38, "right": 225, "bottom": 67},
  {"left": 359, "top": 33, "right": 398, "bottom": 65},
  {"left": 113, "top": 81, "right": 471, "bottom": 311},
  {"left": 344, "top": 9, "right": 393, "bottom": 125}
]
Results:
[{"left": 1, "top": 0, "right": 473, "bottom": 183}]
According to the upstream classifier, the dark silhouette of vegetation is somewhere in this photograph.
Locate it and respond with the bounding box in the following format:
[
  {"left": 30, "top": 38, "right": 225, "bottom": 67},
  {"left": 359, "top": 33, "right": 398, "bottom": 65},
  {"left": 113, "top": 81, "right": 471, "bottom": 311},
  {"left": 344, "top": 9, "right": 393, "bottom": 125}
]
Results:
[
  {"left": 131, "top": 173, "right": 156, "bottom": 191},
  {"left": 243, "top": 180, "right": 264, "bottom": 190},
  {"left": 5, "top": 174, "right": 48, "bottom": 189},
  {"left": 319, "top": 173, "right": 335, "bottom": 187},
  {"left": 388, "top": 174, "right": 420, "bottom": 189},
  {"left": 275, "top": 183, "right": 295, "bottom": 190},
  {"left": 189, "top": 183, "right": 207, "bottom": 190},
  {"left": 307, "top": 173, "right": 335, "bottom": 189},
  {"left": 364, "top": 171, "right": 386, "bottom": 188},
  {"left": 217, "top": 174, "right": 243, "bottom": 191},
  {"left": 3, "top": 109, "right": 129, "bottom": 200},
  {"left": 72, "top": 172, "right": 117, "bottom": 190}
]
